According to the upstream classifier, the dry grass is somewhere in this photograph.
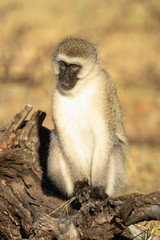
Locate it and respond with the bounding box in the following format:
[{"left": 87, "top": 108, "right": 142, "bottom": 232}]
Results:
[{"left": 0, "top": 0, "right": 160, "bottom": 237}]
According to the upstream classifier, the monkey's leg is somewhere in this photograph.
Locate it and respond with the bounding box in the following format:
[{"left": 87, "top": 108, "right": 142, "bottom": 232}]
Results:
[
  {"left": 47, "top": 132, "right": 75, "bottom": 196},
  {"left": 48, "top": 131, "right": 91, "bottom": 197},
  {"left": 91, "top": 143, "right": 127, "bottom": 197},
  {"left": 106, "top": 143, "right": 128, "bottom": 196},
  {"left": 90, "top": 143, "right": 110, "bottom": 198}
]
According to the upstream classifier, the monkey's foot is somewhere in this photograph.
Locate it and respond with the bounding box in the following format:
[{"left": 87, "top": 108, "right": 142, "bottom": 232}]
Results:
[
  {"left": 74, "top": 181, "right": 91, "bottom": 204},
  {"left": 91, "top": 187, "right": 108, "bottom": 200},
  {"left": 74, "top": 182, "right": 108, "bottom": 206}
]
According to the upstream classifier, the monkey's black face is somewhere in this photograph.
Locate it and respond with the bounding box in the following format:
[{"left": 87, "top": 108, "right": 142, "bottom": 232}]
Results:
[{"left": 58, "top": 61, "right": 81, "bottom": 90}]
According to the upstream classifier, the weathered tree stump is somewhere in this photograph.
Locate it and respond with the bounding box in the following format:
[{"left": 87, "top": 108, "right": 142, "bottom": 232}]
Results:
[{"left": 0, "top": 105, "right": 159, "bottom": 240}]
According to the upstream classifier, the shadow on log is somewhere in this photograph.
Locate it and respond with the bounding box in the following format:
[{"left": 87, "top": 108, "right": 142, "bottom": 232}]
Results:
[{"left": 0, "top": 105, "right": 160, "bottom": 240}]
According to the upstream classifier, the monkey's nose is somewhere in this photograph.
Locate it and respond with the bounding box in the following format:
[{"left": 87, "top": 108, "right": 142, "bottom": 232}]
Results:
[{"left": 59, "top": 80, "right": 72, "bottom": 90}]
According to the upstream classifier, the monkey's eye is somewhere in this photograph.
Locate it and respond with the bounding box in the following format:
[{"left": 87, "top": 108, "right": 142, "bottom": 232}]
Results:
[
  {"left": 59, "top": 61, "right": 67, "bottom": 70},
  {"left": 70, "top": 64, "right": 80, "bottom": 72}
]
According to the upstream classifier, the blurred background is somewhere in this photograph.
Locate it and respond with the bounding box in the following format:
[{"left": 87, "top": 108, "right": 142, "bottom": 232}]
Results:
[{"left": 0, "top": 0, "right": 160, "bottom": 194}]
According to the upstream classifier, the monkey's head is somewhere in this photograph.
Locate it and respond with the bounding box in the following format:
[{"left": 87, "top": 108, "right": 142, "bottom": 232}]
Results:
[{"left": 52, "top": 38, "right": 98, "bottom": 91}]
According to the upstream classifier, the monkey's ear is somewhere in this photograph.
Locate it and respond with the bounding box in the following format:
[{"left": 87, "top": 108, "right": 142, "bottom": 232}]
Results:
[{"left": 52, "top": 60, "right": 60, "bottom": 75}]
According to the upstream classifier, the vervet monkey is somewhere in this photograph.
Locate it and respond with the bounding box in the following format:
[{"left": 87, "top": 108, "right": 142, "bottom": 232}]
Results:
[{"left": 47, "top": 37, "right": 128, "bottom": 198}]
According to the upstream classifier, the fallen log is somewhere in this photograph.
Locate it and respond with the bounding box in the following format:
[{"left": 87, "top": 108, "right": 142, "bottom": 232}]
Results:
[{"left": 0, "top": 105, "right": 159, "bottom": 239}]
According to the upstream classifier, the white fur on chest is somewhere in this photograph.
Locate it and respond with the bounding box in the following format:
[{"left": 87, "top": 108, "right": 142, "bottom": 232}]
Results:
[
  {"left": 53, "top": 84, "right": 107, "bottom": 174},
  {"left": 54, "top": 82, "right": 97, "bottom": 131}
]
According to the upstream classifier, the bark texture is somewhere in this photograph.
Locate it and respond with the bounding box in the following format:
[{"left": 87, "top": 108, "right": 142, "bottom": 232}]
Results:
[{"left": 0, "top": 105, "right": 159, "bottom": 240}]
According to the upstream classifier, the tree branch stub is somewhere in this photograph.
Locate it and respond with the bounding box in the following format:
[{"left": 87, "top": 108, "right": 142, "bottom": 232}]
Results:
[{"left": 0, "top": 105, "right": 159, "bottom": 239}]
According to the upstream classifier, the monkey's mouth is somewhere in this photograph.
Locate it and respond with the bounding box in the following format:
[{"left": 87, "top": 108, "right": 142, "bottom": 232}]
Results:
[{"left": 59, "top": 81, "right": 76, "bottom": 90}]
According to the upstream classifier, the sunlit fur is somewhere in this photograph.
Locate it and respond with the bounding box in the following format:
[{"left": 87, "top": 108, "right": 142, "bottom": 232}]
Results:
[{"left": 48, "top": 37, "right": 128, "bottom": 197}]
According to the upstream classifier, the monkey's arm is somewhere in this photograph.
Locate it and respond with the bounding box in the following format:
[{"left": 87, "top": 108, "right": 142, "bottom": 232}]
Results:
[{"left": 106, "top": 73, "right": 127, "bottom": 145}]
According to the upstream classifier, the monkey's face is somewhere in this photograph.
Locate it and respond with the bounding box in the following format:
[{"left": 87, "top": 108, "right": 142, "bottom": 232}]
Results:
[{"left": 58, "top": 61, "right": 81, "bottom": 90}]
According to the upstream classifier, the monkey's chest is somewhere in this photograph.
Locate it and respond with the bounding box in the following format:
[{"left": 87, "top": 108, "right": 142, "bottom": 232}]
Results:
[
  {"left": 55, "top": 94, "right": 106, "bottom": 169},
  {"left": 58, "top": 99, "right": 95, "bottom": 151}
]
